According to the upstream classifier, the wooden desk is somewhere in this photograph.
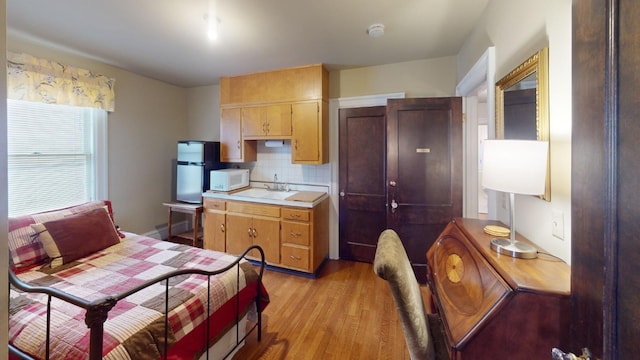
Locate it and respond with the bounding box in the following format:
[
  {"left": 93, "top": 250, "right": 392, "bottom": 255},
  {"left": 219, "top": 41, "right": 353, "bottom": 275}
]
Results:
[
  {"left": 426, "top": 218, "right": 571, "bottom": 359},
  {"left": 163, "top": 202, "right": 203, "bottom": 247}
]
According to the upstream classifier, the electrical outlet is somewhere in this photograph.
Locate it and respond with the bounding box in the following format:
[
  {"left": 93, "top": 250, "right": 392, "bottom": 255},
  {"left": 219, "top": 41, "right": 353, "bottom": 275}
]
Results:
[{"left": 552, "top": 211, "right": 564, "bottom": 240}]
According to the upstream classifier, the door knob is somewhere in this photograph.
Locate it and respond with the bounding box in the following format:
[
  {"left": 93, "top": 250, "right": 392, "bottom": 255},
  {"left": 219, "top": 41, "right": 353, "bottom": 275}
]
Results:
[{"left": 340, "top": 190, "right": 345, "bottom": 197}]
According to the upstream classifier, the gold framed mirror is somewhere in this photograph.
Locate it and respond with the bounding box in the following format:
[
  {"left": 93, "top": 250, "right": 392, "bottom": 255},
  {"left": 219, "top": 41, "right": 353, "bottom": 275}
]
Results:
[{"left": 495, "top": 47, "right": 550, "bottom": 201}]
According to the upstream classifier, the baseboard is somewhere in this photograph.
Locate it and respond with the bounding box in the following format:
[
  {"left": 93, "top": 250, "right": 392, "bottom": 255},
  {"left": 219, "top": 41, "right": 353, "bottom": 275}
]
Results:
[{"left": 142, "top": 220, "right": 190, "bottom": 240}]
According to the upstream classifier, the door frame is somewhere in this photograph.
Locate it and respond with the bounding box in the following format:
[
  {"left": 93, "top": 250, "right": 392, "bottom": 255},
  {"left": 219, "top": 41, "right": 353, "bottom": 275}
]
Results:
[
  {"left": 456, "top": 47, "right": 496, "bottom": 219},
  {"left": 329, "top": 92, "right": 405, "bottom": 259}
]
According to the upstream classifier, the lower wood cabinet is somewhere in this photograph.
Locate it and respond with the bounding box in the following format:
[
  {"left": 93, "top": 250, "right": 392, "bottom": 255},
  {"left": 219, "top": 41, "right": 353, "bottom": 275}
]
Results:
[
  {"left": 426, "top": 218, "right": 570, "bottom": 359},
  {"left": 203, "top": 198, "right": 226, "bottom": 252},
  {"left": 226, "top": 201, "right": 280, "bottom": 264},
  {"left": 203, "top": 196, "right": 329, "bottom": 274}
]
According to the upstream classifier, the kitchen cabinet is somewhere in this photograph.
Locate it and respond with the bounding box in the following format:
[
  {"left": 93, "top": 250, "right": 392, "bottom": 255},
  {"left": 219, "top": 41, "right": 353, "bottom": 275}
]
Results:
[
  {"left": 242, "top": 104, "right": 292, "bottom": 138},
  {"left": 226, "top": 201, "right": 280, "bottom": 264},
  {"left": 203, "top": 191, "right": 329, "bottom": 274},
  {"left": 203, "top": 198, "right": 226, "bottom": 252},
  {"left": 426, "top": 218, "right": 570, "bottom": 359},
  {"left": 220, "top": 107, "right": 256, "bottom": 163},
  {"left": 291, "top": 100, "right": 328, "bottom": 164},
  {"left": 219, "top": 64, "right": 328, "bottom": 164},
  {"left": 280, "top": 198, "right": 329, "bottom": 272}
]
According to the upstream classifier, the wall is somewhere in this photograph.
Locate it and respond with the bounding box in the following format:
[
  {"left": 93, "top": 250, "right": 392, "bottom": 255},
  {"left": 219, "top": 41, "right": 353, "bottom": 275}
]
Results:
[
  {"left": 186, "top": 85, "right": 220, "bottom": 141},
  {"left": 1, "top": 1, "right": 9, "bottom": 358},
  {"left": 7, "top": 33, "right": 190, "bottom": 235},
  {"left": 329, "top": 56, "right": 458, "bottom": 98},
  {"left": 457, "top": 0, "right": 572, "bottom": 262}
]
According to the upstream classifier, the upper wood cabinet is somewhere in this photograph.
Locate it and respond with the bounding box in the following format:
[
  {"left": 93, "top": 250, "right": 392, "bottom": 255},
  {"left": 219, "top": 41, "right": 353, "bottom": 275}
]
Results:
[
  {"left": 220, "top": 107, "right": 256, "bottom": 163},
  {"left": 292, "top": 100, "right": 328, "bottom": 164},
  {"left": 219, "top": 64, "right": 329, "bottom": 164},
  {"left": 220, "top": 64, "right": 328, "bottom": 106},
  {"left": 242, "top": 104, "right": 292, "bottom": 138}
]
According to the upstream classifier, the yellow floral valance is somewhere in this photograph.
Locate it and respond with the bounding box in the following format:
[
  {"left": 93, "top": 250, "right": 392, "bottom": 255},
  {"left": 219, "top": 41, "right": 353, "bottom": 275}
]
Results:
[{"left": 7, "top": 52, "right": 116, "bottom": 112}]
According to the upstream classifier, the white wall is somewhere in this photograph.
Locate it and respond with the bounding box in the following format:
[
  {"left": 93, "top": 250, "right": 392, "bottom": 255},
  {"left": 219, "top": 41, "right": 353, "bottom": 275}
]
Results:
[
  {"left": 458, "top": 0, "right": 573, "bottom": 263},
  {"left": 186, "top": 85, "right": 220, "bottom": 141},
  {"left": 330, "top": 56, "right": 458, "bottom": 98}
]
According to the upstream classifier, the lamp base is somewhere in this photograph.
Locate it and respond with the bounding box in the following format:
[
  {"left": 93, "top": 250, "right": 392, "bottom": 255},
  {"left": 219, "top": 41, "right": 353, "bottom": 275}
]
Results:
[{"left": 490, "top": 238, "right": 538, "bottom": 259}]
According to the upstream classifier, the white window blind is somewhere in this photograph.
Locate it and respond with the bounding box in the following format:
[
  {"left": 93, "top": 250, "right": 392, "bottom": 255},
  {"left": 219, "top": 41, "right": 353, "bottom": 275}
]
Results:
[{"left": 7, "top": 100, "right": 108, "bottom": 217}]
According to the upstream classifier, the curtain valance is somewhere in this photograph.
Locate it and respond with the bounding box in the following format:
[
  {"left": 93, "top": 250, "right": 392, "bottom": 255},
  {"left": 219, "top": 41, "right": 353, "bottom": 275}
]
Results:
[{"left": 7, "top": 52, "right": 116, "bottom": 112}]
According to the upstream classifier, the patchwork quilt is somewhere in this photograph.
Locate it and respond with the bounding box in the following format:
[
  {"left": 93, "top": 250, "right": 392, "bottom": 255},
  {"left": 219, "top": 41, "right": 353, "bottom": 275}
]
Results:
[{"left": 9, "top": 232, "right": 268, "bottom": 360}]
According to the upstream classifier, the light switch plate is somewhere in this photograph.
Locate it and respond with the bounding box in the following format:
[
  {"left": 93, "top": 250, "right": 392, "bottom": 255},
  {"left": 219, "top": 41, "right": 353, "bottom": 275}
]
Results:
[{"left": 552, "top": 211, "right": 564, "bottom": 240}]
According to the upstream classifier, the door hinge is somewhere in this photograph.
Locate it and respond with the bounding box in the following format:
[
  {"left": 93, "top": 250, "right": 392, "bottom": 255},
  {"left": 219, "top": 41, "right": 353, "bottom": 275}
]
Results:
[{"left": 462, "top": 113, "right": 466, "bottom": 124}]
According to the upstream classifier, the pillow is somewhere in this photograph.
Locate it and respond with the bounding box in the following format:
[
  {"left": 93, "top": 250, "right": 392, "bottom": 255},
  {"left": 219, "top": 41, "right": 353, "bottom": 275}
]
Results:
[
  {"left": 31, "top": 207, "right": 121, "bottom": 268},
  {"left": 8, "top": 200, "right": 118, "bottom": 269}
]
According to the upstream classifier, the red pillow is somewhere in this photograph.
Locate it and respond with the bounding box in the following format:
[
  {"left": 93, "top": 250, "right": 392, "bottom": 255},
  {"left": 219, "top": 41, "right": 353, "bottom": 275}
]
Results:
[{"left": 32, "top": 208, "right": 121, "bottom": 268}]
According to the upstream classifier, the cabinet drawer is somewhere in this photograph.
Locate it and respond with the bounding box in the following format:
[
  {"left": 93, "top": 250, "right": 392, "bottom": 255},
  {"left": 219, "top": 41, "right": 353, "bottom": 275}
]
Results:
[
  {"left": 281, "top": 245, "right": 310, "bottom": 271},
  {"left": 227, "top": 201, "right": 280, "bottom": 217},
  {"left": 281, "top": 207, "right": 310, "bottom": 222},
  {"left": 204, "top": 198, "right": 226, "bottom": 211},
  {"left": 427, "top": 222, "right": 512, "bottom": 349},
  {"left": 281, "top": 221, "right": 310, "bottom": 246}
]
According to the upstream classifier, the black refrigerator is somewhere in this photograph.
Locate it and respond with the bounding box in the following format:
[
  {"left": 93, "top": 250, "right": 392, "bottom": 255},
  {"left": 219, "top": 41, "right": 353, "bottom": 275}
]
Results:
[{"left": 176, "top": 141, "right": 225, "bottom": 203}]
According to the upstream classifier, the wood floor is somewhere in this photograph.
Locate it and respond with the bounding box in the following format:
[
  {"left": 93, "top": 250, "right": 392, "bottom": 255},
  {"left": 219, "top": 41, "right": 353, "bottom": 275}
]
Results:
[{"left": 232, "top": 259, "right": 430, "bottom": 360}]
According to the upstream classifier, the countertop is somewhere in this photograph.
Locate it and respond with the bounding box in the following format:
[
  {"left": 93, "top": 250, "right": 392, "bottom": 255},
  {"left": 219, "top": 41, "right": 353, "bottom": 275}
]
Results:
[{"left": 202, "top": 187, "right": 329, "bottom": 208}]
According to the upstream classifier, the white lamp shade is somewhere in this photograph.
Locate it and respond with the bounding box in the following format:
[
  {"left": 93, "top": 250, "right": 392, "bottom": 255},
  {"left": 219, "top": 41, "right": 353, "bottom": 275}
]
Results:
[{"left": 482, "top": 140, "right": 549, "bottom": 195}]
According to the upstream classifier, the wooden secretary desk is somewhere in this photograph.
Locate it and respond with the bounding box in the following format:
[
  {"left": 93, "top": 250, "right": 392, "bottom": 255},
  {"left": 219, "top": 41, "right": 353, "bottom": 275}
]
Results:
[{"left": 426, "top": 218, "right": 570, "bottom": 359}]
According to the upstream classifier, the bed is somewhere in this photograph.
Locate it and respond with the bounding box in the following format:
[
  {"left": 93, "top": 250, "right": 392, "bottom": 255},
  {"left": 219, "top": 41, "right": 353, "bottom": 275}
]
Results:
[{"left": 7, "top": 200, "right": 269, "bottom": 360}]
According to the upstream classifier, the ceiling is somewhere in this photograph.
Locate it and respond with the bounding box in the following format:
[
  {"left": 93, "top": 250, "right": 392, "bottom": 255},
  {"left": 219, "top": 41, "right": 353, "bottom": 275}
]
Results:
[{"left": 7, "top": 0, "right": 490, "bottom": 88}]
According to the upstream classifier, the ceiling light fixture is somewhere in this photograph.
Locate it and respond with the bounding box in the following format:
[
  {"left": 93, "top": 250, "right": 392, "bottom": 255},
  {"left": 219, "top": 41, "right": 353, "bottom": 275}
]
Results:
[
  {"left": 205, "top": 0, "right": 219, "bottom": 41},
  {"left": 367, "top": 23, "right": 385, "bottom": 38}
]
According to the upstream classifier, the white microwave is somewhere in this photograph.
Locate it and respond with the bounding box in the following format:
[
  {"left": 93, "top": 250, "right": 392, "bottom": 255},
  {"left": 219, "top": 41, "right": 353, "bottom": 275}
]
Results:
[{"left": 209, "top": 169, "right": 250, "bottom": 191}]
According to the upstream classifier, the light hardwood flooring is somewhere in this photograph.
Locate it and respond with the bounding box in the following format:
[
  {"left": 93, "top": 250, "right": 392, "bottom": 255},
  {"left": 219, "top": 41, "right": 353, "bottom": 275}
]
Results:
[{"left": 232, "top": 259, "right": 431, "bottom": 360}]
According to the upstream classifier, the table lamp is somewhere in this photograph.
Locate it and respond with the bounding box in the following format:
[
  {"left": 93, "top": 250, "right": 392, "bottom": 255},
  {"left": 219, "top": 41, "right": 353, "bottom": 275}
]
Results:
[{"left": 482, "top": 139, "right": 549, "bottom": 259}]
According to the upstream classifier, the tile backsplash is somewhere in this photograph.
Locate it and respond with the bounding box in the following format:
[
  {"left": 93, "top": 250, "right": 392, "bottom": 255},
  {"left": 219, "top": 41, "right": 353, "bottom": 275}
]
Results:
[{"left": 233, "top": 140, "right": 331, "bottom": 186}]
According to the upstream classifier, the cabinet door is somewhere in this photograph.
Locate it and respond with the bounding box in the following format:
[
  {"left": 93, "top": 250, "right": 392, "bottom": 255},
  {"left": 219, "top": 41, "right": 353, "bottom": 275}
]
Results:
[
  {"left": 203, "top": 210, "right": 226, "bottom": 252},
  {"left": 265, "top": 104, "right": 292, "bottom": 137},
  {"left": 292, "top": 101, "right": 320, "bottom": 163},
  {"left": 251, "top": 216, "right": 280, "bottom": 264},
  {"left": 221, "top": 108, "right": 243, "bottom": 161},
  {"left": 243, "top": 104, "right": 292, "bottom": 138},
  {"left": 226, "top": 213, "right": 253, "bottom": 255},
  {"left": 220, "top": 108, "right": 257, "bottom": 162},
  {"left": 242, "top": 107, "right": 266, "bottom": 137}
]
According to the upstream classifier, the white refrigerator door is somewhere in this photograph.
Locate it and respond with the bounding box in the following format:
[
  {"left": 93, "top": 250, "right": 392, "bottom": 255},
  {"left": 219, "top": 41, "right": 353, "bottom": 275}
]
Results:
[
  {"left": 177, "top": 164, "right": 203, "bottom": 203},
  {"left": 177, "top": 142, "right": 204, "bottom": 163}
]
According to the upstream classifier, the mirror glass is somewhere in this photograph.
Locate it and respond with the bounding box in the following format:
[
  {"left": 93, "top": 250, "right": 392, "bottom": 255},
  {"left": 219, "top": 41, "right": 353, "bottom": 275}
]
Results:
[{"left": 495, "top": 47, "right": 550, "bottom": 201}]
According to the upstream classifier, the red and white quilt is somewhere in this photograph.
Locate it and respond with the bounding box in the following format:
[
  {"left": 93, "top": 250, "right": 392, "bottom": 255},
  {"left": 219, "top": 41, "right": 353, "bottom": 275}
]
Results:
[{"left": 9, "top": 232, "right": 268, "bottom": 360}]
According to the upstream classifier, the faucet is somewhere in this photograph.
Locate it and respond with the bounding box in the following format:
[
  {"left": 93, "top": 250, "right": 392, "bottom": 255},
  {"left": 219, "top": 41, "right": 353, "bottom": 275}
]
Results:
[{"left": 265, "top": 173, "right": 281, "bottom": 191}]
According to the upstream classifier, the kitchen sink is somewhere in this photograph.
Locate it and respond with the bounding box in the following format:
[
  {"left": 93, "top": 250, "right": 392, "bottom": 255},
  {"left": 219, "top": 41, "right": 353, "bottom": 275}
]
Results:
[{"left": 233, "top": 188, "right": 297, "bottom": 200}]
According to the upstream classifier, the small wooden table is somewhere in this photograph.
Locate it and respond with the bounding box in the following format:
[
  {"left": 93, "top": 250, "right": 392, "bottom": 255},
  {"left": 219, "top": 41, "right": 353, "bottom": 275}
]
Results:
[{"left": 163, "top": 202, "right": 203, "bottom": 247}]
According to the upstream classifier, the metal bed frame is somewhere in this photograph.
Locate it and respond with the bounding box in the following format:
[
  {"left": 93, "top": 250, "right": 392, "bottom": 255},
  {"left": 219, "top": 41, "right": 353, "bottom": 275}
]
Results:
[{"left": 8, "top": 245, "right": 266, "bottom": 360}]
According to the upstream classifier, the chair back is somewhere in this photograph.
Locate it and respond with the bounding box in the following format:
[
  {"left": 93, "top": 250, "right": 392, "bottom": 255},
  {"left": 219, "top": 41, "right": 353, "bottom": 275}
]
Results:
[{"left": 373, "top": 229, "right": 435, "bottom": 360}]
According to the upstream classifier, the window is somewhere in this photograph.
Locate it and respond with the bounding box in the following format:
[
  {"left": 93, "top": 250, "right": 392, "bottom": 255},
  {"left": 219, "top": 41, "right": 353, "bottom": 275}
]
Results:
[{"left": 7, "top": 100, "right": 108, "bottom": 216}]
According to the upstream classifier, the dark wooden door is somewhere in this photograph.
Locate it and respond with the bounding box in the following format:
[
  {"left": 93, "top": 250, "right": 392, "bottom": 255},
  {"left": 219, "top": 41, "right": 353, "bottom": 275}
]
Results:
[
  {"left": 338, "top": 99, "right": 462, "bottom": 282},
  {"left": 572, "top": 0, "right": 640, "bottom": 358},
  {"left": 338, "top": 106, "right": 387, "bottom": 262},
  {"left": 386, "top": 97, "right": 463, "bottom": 282}
]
